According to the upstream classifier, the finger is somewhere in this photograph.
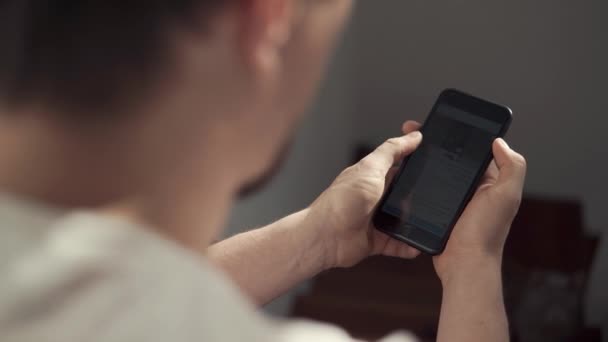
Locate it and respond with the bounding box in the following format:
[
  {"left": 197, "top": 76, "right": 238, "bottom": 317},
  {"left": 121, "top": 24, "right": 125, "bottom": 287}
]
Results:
[
  {"left": 399, "top": 246, "right": 422, "bottom": 259},
  {"left": 386, "top": 240, "right": 421, "bottom": 259},
  {"left": 487, "top": 160, "right": 499, "bottom": 177},
  {"left": 481, "top": 160, "right": 499, "bottom": 184},
  {"left": 374, "top": 231, "right": 422, "bottom": 259},
  {"left": 388, "top": 248, "right": 421, "bottom": 259},
  {"left": 385, "top": 166, "right": 400, "bottom": 190},
  {"left": 493, "top": 138, "right": 527, "bottom": 187},
  {"left": 402, "top": 120, "right": 422, "bottom": 135},
  {"left": 361, "top": 132, "right": 422, "bottom": 174},
  {"left": 385, "top": 166, "right": 400, "bottom": 182}
]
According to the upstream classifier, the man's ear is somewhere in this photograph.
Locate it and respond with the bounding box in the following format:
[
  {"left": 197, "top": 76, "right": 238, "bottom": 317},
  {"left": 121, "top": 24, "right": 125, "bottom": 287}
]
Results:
[{"left": 238, "top": 0, "right": 295, "bottom": 75}]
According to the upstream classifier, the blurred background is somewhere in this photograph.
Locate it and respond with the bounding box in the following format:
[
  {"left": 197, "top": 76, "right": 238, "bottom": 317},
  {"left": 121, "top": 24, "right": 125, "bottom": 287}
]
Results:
[{"left": 226, "top": 1, "right": 607, "bottom": 341}]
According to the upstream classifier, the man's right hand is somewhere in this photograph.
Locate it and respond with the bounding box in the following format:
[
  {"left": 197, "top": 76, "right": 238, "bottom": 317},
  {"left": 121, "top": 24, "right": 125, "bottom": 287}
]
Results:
[
  {"left": 433, "top": 137, "right": 527, "bottom": 284},
  {"left": 431, "top": 136, "right": 526, "bottom": 342}
]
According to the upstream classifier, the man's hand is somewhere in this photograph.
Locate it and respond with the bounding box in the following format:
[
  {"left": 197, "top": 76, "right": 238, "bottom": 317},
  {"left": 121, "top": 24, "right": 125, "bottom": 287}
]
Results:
[
  {"left": 433, "top": 137, "right": 526, "bottom": 282},
  {"left": 306, "top": 121, "right": 424, "bottom": 269},
  {"left": 209, "top": 121, "right": 425, "bottom": 305},
  {"left": 433, "top": 136, "right": 526, "bottom": 342},
  {"left": 211, "top": 118, "right": 525, "bottom": 313}
]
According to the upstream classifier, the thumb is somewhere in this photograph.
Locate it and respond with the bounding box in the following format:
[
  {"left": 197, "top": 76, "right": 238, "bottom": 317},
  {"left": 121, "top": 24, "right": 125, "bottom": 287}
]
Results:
[
  {"left": 493, "top": 138, "right": 527, "bottom": 188},
  {"left": 360, "top": 132, "right": 422, "bottom": 174}
]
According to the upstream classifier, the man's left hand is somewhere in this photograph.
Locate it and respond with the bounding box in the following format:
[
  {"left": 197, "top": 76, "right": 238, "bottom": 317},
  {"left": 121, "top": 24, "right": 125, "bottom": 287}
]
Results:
[{"left": 306, "top": 121, "right": 423, "bottom": 269}]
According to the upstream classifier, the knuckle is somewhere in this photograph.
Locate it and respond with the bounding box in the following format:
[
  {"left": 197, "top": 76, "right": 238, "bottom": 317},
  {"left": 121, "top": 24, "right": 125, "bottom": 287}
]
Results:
[
  {"left": 357, "top": 157, "right": 376, "bottom": 171},
  {"left": 342, "top": 164, "right": 362, "bottom": 179},
  {"left": 510, "top": 191, "right": 523, "bottom": 207},
  {"left": 503, "top": 187, "right": 523, "bottom": 207},
  {"left": 360, "top": 184, "right": 383, "bottom": 203},
  {"left": 340, "top": 165, "right": 355, "bottom": 176},
  {"left": 494, "top": 185, "right": 522, "bottom": 203},
  {"left": 513, "top": 153, "right": 527, "bottom": 169},
  {"left": 508, "top": 152, "right": 527, "bottom": 171},
  {"left": 385, "top": 137, "right": 403, "bottom": 149}
]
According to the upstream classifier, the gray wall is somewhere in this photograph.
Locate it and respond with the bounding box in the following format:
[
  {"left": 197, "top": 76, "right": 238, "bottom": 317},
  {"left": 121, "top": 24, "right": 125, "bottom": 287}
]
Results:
[
  {"left": 226, "top": 0, "right": 608, "bottom": 322},
  {"left": 350, "top": 0, "right": 607, "bottom": 233}
]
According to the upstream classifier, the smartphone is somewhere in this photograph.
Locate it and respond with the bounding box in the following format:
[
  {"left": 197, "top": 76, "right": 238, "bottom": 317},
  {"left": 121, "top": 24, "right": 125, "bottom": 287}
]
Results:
[{"left": 373, "top": 89, "right": 512, "bottom": 255}]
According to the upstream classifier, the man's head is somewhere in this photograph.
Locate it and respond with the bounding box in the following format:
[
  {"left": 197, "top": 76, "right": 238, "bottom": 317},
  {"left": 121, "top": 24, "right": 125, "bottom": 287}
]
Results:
[{"left": 0, "top": 0, "right": 352, "bottom": 241}]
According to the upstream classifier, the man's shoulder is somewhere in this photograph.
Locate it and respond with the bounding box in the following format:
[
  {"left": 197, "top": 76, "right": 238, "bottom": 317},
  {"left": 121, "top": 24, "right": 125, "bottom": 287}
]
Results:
[{"left": 0, "top": 210, "right": 271, "bottom": 341}]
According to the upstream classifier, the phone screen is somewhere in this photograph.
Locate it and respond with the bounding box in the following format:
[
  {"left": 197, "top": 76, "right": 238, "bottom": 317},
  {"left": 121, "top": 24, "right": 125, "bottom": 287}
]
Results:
[{"left": 375, "top": 91, "right": 510, "bottom": 253}]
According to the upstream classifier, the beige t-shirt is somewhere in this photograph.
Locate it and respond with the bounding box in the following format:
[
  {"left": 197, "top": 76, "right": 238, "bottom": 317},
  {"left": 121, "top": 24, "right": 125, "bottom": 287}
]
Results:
[{"left": 0, "top": 196, "right": 416, "bottom": 342}]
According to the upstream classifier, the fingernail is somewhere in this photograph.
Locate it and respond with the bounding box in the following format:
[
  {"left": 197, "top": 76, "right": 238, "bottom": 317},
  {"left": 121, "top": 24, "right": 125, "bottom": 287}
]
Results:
[
  {"left": 498, "top": 138, "right": 509, "bottom": 148},
  {"left": 409, "top": 131, "right": 422, "bottom": 139}
]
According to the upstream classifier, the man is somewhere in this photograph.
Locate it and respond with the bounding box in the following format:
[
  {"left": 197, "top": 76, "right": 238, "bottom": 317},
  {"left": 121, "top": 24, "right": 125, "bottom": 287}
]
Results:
[{"left": 0, "top": 0, "right": 526, "bottom": 341}]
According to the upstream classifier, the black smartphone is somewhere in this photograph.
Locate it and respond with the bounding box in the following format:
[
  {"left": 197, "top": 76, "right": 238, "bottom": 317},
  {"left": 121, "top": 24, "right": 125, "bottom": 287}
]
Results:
[{"left": 373, "top": 89, "right": 512, "bottom": 255}]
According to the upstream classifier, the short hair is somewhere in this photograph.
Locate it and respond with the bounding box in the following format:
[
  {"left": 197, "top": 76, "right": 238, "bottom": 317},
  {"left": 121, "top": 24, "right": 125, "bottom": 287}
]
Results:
[{"left": 0, "top": 1, "right": 225, "bottom": 115}]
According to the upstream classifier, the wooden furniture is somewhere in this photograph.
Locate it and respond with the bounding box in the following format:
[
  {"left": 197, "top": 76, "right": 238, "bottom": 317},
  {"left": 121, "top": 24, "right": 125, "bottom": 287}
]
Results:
[
  {"left": 290, "top": 196, "right": 600, "bottom": 341},
  {"left": 292, "top": 255, "right": 440, "bottom": 341}
]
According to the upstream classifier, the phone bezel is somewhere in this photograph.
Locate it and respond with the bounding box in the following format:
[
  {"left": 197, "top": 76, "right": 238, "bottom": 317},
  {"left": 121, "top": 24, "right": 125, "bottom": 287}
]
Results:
[{"left": 372, "top": 88, "right": 513, "bottom": 255}]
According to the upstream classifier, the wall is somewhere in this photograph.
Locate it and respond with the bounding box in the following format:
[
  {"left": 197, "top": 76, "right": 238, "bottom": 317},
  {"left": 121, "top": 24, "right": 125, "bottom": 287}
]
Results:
[{"left": 350, "top": 0, "right": 607, "bottom": 233}]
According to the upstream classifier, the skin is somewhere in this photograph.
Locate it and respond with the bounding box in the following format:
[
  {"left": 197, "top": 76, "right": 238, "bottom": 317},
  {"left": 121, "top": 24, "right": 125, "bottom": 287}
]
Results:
[{"left": 0, "top": 0, "right": 526, "bottom": 341}]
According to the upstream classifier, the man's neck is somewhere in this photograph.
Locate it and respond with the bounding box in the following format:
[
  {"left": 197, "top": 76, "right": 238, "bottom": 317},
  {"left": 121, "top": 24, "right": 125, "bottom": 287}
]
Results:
[
  {"left": 0, "top": 110, "right": 238, "bottom": 252},
  {"left": 0, "top": 111, "right": 128, "bottom": 207}
]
